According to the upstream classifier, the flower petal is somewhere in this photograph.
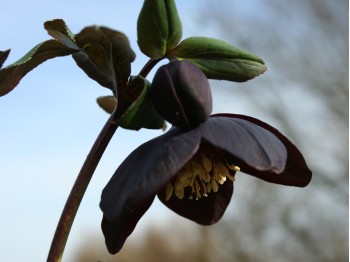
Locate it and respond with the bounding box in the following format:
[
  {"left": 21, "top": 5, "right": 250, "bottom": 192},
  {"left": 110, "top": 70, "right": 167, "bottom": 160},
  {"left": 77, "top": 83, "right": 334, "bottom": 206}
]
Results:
[
  {"left": 201, "top": 115, "right": 287, "bottom": 173},
  {"left": 100, "top": 128, "right": 201, "bottom": 220},
  {"left": 100, "top": 127, "right": 201, "bottom": 252},
  {"left": 158, "top": 181, "right": 233, "bottom": 225},
  {"left": 101, "top": 195, "right": 155, "bottom": 254},
  {"left": 208, "top": 114, "right": 312, "bottom": 186},
  {"left": 228, "top": 114, "right": 312, "bottom": 186}
]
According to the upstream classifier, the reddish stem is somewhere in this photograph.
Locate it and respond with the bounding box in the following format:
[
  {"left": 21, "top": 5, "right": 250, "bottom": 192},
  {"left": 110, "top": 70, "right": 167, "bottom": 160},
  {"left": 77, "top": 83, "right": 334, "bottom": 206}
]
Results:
[{"left": 47, "top": 111, "right": 118, "bottom": 262}]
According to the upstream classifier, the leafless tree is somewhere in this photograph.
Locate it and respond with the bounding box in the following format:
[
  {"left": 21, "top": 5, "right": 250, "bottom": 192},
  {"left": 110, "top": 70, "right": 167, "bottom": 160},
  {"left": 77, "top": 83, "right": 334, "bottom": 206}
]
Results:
[{"left": 195, "top": 0, "right": 348, "bottom": 261}]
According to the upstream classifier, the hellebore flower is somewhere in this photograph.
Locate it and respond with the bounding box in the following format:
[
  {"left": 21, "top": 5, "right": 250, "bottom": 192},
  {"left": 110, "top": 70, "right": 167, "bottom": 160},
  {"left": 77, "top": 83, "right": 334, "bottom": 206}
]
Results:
[
  {"left": 100, "top": 60, "right": 311, "bottom": 254},
  {"left": 100, "top": 113, "right": 312, "bottom": 254}
]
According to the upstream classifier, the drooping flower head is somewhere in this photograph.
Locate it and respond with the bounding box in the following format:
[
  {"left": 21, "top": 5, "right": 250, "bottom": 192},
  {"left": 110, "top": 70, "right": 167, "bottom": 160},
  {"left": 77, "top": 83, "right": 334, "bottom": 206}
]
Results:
[{"left": 100, "top": 61, "right": 312, "bottom": 254}]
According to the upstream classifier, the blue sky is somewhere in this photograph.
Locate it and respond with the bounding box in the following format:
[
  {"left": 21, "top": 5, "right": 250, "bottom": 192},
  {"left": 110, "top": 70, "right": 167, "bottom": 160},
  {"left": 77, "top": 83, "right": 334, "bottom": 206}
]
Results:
[{"left": 0, "top": 1, "right": 203, "bottom": 260}]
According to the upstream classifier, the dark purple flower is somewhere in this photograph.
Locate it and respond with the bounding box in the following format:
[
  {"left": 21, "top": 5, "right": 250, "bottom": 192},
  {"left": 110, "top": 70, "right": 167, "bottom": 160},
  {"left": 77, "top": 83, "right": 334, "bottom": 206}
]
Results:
[{"left": 100, "top": 113, "right": 312, "bottom": 254}]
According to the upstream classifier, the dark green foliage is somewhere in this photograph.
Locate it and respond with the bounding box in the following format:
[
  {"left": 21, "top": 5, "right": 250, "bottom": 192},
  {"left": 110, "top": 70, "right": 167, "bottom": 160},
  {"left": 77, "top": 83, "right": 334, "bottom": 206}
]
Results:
[
  {"left": 137, "top": 0, "right": 182, "bottom": 58},
  {"left": 171, "top": 37, "right": 267, "bottom": 82}
]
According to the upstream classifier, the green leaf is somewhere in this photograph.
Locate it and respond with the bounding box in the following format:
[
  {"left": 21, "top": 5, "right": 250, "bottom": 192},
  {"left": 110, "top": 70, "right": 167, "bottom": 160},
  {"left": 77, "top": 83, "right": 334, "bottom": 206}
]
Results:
[
  {"left": 97, "top": 95, "right": 117, "bottom": 114},
  {"left": 137, "top": 0, "right": 182, "bottom": 58},
  {"left": 45, "top": 19, "right": 135, "bottom": 92},
  {"left": 118, "top": 76, "right": 164, "bottom": 130},
  {"left": 171, "top": 37, "right": 267, "bottom": 82},
  {"left": 0, "top": 49, "right": 10, "bottom": 69},
  {"left": 0, "top": 19, "right": 82, "bottom": 97},
  {"left": 0, "top": 40, "right": 78, "bottom": 97},
  {"left": 72, "top": 26, "right": 135, "bottom": 92}
]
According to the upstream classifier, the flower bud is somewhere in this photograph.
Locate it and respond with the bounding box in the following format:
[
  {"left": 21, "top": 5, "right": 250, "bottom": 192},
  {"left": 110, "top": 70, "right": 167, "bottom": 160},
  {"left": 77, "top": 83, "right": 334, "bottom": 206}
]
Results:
[
  {"left": 151, "top": 61, "right": 212, "bottom": 129},
  {"left": 137, "top": 0, "right": 182, "bottom": 58}
]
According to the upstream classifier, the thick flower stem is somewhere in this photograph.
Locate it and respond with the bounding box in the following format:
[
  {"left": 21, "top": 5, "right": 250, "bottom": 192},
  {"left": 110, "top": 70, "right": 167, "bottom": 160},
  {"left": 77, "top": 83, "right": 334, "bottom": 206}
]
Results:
[
  {"left": 47, "top": 111, "right": 119, "bottom": 262},
  {"left": 47, "top": 56, "right": 162, "bottom": 262},
  {"left": 139, "top": 57, "right": 164, "bottom": 78}
]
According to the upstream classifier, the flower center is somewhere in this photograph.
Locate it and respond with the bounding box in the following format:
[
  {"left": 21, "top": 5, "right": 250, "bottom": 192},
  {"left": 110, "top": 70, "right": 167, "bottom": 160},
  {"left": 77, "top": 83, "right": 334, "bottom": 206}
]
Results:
[{"left": 165, "top": 144, "right": 240, "bottom": 201}]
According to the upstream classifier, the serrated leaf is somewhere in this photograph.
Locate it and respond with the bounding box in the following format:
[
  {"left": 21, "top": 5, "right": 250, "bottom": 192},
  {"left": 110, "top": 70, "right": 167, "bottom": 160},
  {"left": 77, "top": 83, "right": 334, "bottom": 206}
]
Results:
[
  {"left": 171, "top": 37, "right": 267, "bottom": 82},
  {"left": 0, "top": 50, "right": 10, "bottom": 69},
  {"left": 118, "top": 76, "right": 164, "bottom": 130},
  {"left": 45, "top": 20, "right": 136, "bottom": 92},
  {"left": 44, "top": 19, "right": 79, "bottom": 49},
  {"left": 137, "top": 0, "right": 182, "bottom": 58},
  {"left": 72, "top": 26, "right": 135, "bottom": 92},
  {"left": 0, "top": 40, "right": 78, "bottom": 97}
]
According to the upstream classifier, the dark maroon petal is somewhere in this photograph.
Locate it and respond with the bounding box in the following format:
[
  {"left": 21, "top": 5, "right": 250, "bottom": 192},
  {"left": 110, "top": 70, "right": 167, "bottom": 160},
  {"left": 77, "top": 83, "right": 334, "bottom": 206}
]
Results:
[
  {"left": 101, "top": 195, "right": 154, "bottom": 254},
  {"left": 211, "top": 114, "right": 312, "bottom": 186},
  {"left": 100, "top": 128, "right": 201, "bottom": 253},
  {"left": 100, "top": 127, "right": 201, "bottom": 221},
  {"left": 151, "top": 60, "right": 212, "bottom": 128},
  {"left": 158, "top": 182, "right": 233, "bottom": 225},
  {"left": 201, "top": 115, "right": 287, "bottom": 173}
]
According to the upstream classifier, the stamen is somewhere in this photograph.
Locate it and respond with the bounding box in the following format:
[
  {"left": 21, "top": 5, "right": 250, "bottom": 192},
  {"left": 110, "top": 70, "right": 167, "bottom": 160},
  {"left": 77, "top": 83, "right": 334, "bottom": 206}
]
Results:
[
  {"left": 175, "top": 187, "right": 184, "bottom": 199},
  {"left": 195, "top": 180, "right": 201, "bottom": 199},
  {"left": 227, "top": 163, "right": 240, "bottom": 171},
  {"left": 226, "top": 172, "right": 235, "bottom": 182},
  {"left": 207, "top": 182, "right": 212, "bottom": 193},
  {"left": 211, "top": 179, "right": 219, "bottom": 192},
  {"left": 164, "top": 143, "right": 240, "bottom": 201},
  {"left": 165, "top": 183, "right": 174, "bottom": 201},
  {"left": 201, "top": 152, "right": 212, "bottom": 172}
]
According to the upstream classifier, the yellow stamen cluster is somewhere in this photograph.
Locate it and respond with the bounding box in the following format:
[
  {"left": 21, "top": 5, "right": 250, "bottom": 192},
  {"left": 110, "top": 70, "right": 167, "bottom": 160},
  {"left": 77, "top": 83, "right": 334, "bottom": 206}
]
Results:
[{"left": 165, "top": 146, "right": 240, "bottom": 201}]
